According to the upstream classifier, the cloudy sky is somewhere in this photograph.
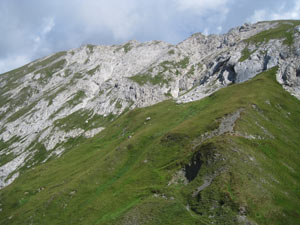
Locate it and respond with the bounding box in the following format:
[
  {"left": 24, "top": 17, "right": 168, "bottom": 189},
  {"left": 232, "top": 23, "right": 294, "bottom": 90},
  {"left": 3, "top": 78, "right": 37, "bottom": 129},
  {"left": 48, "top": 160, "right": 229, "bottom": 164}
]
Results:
[{"left": 0, "top": 0, "right": 300, "bottom": 73}]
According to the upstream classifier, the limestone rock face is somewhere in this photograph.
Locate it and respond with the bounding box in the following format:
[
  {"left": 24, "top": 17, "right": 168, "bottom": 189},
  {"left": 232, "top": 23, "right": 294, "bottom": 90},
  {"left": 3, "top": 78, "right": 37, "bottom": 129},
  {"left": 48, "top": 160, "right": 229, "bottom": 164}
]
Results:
[{"left": 0, "top": 20, "right": 300, "bottom": 188}]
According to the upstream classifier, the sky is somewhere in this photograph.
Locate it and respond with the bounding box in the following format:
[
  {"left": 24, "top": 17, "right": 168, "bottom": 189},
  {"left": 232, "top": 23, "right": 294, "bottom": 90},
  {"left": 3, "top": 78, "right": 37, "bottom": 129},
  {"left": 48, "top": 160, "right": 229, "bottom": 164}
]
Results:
[{"left": 0, "top": 0, "right": 300, "bottom": 73}]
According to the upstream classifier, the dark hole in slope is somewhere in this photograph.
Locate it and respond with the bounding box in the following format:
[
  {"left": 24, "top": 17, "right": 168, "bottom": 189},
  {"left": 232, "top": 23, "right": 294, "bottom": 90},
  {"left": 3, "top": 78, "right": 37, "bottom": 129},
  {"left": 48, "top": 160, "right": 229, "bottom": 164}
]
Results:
[
  {"left": 184, "top": 143, "right": 216, "bottom": 182},
  {"left": 185, "top": 151, "right": 203, "bottom": 182}
]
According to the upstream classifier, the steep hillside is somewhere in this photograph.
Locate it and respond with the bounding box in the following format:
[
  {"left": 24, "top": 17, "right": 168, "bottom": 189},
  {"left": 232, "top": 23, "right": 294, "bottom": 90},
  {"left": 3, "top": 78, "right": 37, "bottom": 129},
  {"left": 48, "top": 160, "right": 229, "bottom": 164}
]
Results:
[
  {"left": 1, "top": 68, "right": 300, "bottom": 224},
  {"left": 1, "top": 20, "right": 300, "bottom": 224},
  {"left": 1, "top": 20, "right": 300, "bottom": 189}
]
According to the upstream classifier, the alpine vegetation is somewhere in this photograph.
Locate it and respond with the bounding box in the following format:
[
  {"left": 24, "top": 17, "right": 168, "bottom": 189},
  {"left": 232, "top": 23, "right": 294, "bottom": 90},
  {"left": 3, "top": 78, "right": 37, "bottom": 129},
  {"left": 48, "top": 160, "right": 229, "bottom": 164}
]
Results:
[{"left": 0, "top": 20, "right": 300, "bottom": 225}]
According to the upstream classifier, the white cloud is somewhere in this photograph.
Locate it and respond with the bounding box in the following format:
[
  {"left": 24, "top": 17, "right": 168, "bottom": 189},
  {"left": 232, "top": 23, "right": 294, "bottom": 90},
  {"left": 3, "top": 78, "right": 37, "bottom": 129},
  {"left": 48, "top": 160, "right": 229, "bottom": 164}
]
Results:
[
  {"left": 42, "top": 17, "right": 55, "bottom": 35},
  {"left": 271, "top": 0, "right": 300, "bottom": 20},
  {"left": 174, "top": 0, "right": 231, "bottom": 24},
  {"left": 33, "top": 17, "right": 55, "bottom": 51},
  {"left": 0, "top": 13, "right": 55, "bottom": 73},
  {"left": 249, "top": 0, "right": 300, "bottom": 22},
  {"left": 73, "top": 0, "right": 141, "bottom": 41},
  {"left": 0, "top": 55, "right": 30, "bottom": 74},
  {"left": 249, "top": 9, "right": 268, "bottom": 23},
  {"left": 175, "top": 0, "right": 229, "bottom": 12}
]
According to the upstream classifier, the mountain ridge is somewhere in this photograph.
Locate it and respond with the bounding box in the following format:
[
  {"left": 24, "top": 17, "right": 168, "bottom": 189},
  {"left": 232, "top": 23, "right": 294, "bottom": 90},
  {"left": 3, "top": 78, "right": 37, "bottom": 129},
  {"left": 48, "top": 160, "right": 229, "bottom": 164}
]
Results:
[
  {"left": 1, "top": 20, "right": 300, "bottom": 188},
  {"left": 0, "top": 20, "right": 300, "bottom": 224}
]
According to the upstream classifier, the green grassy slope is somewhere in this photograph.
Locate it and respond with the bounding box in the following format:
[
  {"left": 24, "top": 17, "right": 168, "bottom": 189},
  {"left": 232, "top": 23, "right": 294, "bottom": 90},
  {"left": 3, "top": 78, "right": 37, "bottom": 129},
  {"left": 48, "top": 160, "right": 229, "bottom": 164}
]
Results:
[
  {"left": 1, "top": 67, "right": 300, "bottom": 225},
  {"left": 246, "top": 20, "right": 300, "bottom": 46}
]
